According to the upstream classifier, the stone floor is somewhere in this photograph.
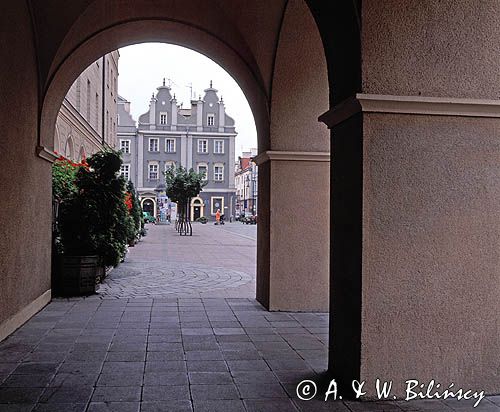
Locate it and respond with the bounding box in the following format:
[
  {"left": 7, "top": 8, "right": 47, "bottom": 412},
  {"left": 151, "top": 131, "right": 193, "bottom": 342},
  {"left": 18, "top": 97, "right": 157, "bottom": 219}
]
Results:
[{"left": 0, "top": 224, "right": 498, "bottom": 411}]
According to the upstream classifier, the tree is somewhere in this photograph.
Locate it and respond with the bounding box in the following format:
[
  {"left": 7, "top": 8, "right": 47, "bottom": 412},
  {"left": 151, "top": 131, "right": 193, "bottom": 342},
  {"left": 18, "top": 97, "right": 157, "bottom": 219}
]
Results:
[{"left": 164, "top": 165, "right": 206, "bottom": 235}]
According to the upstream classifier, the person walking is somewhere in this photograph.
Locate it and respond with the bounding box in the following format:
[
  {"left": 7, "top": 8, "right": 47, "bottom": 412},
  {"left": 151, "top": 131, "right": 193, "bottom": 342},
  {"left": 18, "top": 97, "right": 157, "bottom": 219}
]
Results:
[{"left": 215, "top": 209, "right": 221, "bottom": 225}]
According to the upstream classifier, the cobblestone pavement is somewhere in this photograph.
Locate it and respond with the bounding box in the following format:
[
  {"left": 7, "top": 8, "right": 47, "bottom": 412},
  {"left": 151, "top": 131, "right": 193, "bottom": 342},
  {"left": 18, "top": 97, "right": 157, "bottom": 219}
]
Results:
[
  {"left": 98, "top": 223, "right": 256, "bottom": 299},
  {"left": 0, "top": 224, "right": 497, "bottom": 411}
]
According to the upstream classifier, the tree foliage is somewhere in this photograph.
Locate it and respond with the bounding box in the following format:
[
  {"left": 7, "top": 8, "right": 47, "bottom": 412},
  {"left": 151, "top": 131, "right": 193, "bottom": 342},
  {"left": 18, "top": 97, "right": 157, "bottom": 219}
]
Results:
[{"left": 164, "top": 165, "right": 206, "bottom": 205}]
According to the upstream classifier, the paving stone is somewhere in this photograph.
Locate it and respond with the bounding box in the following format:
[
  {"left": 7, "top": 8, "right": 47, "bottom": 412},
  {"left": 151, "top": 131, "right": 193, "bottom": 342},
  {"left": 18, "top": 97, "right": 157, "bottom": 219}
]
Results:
[
  {"left": 231, "top": 371, "right": 279, "bottom": 384},
  {"left": 245, "top": 399, "right": 299, "bottom": 412},
  {"left": 145, "top": 361, "right": 186, "bottom": 373},
  {"left": 190, "top": 384, "right": 240, "bottom": 401},
  {"left": 57, "top": 362, "right": 103, "bottom": 374},
  {"left": 146, "top": 351, "right": 185, "bottom": 361},
  {"left": 87, "top": 402, "right": 140, "bottom": 412},
  {"left": 49, "top": 372, "right": 99, "bottom": 387},
  {"left": 22, "top": 352, "right": 67, "bottom": 363},
  {"left": 105, "top": 352, "right": 146, "bottom": 362},
  {"left": 0, "top": 404, "right": 36, "bottom": 412},
  {"left": 0, "top": 387, "right": 44, "bottom": 404},
  {"left": 141, "top": 400, "right": 193, "bottom": 412},
  {"left": 188, "top": 372, "right": 233, "bottom": 385},
  {"left": 12, "top": 363, "right": 58, "bottom": 376},
  {"left": 187, "top": 361, "right": 228, "bottom": 373},
  {"left": 143, "top": 372, "right": 189, "bottom": 386},
  {"left": 38, "top": 385, "right": 93, "bottom": 403},
  {"left": 65, "top": 351, "right": 107, "bottom": 362},
  {"left": 185, "top": 351, "right": 224, "bottom": 361},
  {"left": 96, "top": 373, "right": 143, "bottom": 387},
  {"left": 33, "top": 403, "right": 87, "bottom": 412},
  {"left": 91, "top": 386, "right": 142, "bottom": 402},
  {"left": 193, "top": 399, "right": 245, "bottom": 411},
  {"left": 142, "top": 385, "right": 190, "bottom": 401},
  {"left": 1, "top": 374, "right": 53, "bottom": 388},
  {"left": 237, "top": 383, "right": 289, "bottom": 399},
  {"left": 226, "top": 360, "right": 270, "bottom": 372},
  {"left": 222, "top": 349, "right": 262, "bottom": 360}
]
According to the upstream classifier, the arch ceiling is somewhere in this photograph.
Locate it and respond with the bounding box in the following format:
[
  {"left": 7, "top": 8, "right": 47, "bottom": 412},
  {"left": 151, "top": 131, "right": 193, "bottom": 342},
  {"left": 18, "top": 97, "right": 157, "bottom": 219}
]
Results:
[{"left": 32, "top": 0, "right": 313, "bottom": 152}]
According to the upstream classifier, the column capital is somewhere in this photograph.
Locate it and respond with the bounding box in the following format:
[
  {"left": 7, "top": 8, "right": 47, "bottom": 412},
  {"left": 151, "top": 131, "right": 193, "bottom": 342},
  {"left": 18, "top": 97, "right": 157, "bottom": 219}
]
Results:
[
  {"left": 319, "top": 93, "right": 500, "bottom": 128},
  {"left": 253, "top": 150, "right": 330, "bottom": 165}
]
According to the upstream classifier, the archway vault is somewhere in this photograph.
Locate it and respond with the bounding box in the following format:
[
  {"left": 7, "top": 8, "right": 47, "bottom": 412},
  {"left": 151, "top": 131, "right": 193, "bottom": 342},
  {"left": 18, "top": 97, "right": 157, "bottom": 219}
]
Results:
[{"left": 40, "top": 18, "right": 271, "bottom": 153}]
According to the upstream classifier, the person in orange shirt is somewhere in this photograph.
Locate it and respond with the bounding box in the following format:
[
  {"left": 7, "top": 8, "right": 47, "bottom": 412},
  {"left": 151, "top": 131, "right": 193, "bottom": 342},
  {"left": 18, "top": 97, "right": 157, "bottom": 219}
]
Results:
[{"left": 215, "top": 209, "right": 221, "bottom": 225}]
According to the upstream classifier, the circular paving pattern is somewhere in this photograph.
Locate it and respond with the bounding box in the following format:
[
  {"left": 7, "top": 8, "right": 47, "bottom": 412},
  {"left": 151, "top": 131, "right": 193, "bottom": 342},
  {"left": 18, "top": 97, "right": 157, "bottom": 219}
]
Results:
[{"left": 97, "top": 260, "right": 253, "bottom": 298}]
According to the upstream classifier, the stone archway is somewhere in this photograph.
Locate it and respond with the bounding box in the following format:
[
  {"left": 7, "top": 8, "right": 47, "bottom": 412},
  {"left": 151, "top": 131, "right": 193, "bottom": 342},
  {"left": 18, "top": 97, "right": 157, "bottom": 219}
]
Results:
[{"left": 37, "top": 0, "right": 331, "bottom": 313}]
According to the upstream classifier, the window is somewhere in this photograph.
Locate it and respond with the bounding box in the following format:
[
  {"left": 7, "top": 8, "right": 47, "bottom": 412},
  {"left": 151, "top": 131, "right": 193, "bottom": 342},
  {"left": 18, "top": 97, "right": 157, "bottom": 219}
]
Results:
[
  {"left": 214, "top": 164, "right": 224, "bottom": 181},
  {"left": 148, "top": 163, "right": 159, "bottom": 180},
  {"left": 160, "top": 112, "right": 168, "bottom": 125},
  {"left": 214, "top": 140, "right": 224, "bottom": 154},
  {"left": 198, "top": 164, "right": 208, "bottom": 180},
  {"left": 120, "top": 164, "right": 130, "bottom": 180},
  {"left": 119, "top": 139, "right": 130, "bottom": 154},
  {"left": 95, "top": 93, "right": 99, "bottom": 130},
  {"left": 207, "top": 114, "right": 215, "bottom": 126},
  {"left": 165, "top": 138, "right": 176, "bottom": 153},
  {"left": 211, "top": 197, "right": 224, "bottom": 215},
  {"left": 149, "top": 138, "right": 159, "bottom": 152},
  {"left": 86, "top": 80, "right": 91, "bottom": 121},
  {"left": 198, "top": 139, "right": 208, "bottom": 153},
  {"left": 75, "top": 78, "right": 81, "bottom": 111},
  {"left": 165, "top": 161, "right": 176, "bottom": 172}
]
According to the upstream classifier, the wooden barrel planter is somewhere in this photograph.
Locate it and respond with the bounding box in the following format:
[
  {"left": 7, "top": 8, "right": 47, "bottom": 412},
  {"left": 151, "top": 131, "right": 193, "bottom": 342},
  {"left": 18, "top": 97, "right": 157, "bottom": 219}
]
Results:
[{"left": 59, "top": 255, "right": 99, "bottom": 296}]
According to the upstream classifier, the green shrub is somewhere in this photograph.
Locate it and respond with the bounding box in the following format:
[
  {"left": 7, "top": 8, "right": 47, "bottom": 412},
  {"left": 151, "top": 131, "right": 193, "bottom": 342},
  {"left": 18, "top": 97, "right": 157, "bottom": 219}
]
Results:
[{"left": 57, "top": 149, "right": 130, "bottom": 267}]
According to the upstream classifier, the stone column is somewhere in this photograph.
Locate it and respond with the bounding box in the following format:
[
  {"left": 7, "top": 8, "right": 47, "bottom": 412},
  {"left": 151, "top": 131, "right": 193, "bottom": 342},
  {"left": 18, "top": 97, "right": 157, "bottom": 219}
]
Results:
[{"left": 254, "top": 151, "right": 330, "bottom": 311}]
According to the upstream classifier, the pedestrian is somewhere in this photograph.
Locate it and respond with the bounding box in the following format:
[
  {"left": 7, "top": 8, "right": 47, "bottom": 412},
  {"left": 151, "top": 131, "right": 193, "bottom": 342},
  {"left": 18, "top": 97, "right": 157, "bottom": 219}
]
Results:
[{"left": 215, "top": 209, "right": 221, "bottom": 225}]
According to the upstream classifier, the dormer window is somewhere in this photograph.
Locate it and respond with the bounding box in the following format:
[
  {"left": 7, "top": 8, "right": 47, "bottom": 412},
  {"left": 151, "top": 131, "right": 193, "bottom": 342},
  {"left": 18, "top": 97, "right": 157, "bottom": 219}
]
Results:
[
  {"left": 207, "top": 114, "right": 215, "bottom": 126},
  {"left": 160, "top": 112, "right": 168, "bottom": 125}
]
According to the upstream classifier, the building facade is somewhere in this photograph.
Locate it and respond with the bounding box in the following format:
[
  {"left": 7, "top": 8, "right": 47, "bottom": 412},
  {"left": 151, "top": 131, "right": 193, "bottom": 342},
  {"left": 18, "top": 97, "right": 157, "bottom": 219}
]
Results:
[
  {"left": 117, "top": 80, "right": 237, "bottom": 221},
  {"left": 235, "top": 148, "right": 258, "bottom": 217},
  {"left": 54, "top": 52, "right": 119, "bottom": 160}
]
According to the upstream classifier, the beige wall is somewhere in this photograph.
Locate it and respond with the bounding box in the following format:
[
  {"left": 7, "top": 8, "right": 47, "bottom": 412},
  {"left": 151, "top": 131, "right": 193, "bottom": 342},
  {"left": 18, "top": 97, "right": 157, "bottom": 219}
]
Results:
[
  {"left": 0, "top": 3, "right": 51, "bottom": 328},
  {"left": 362, "top": 0, "right": 500, "bottom": 100}
]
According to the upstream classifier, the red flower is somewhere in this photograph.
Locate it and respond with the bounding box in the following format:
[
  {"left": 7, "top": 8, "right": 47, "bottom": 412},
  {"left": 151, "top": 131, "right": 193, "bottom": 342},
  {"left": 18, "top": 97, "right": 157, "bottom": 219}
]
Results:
[{"left": 125, "top": 192, "right": 133, "bottom": 211}]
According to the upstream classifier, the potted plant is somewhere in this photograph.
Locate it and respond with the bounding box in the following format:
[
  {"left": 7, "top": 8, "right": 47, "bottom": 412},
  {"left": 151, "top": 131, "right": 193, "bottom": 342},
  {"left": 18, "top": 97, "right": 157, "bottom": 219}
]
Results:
[{"left": 55, "top": 149, "right": 130, "bottom": 295}]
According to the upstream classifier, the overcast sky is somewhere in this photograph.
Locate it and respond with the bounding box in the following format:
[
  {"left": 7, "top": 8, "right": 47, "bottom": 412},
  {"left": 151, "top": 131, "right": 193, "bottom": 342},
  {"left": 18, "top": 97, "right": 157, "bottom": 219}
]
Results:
[{"left": 117, "top": 43, "right": 257, "bottom": 158}]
